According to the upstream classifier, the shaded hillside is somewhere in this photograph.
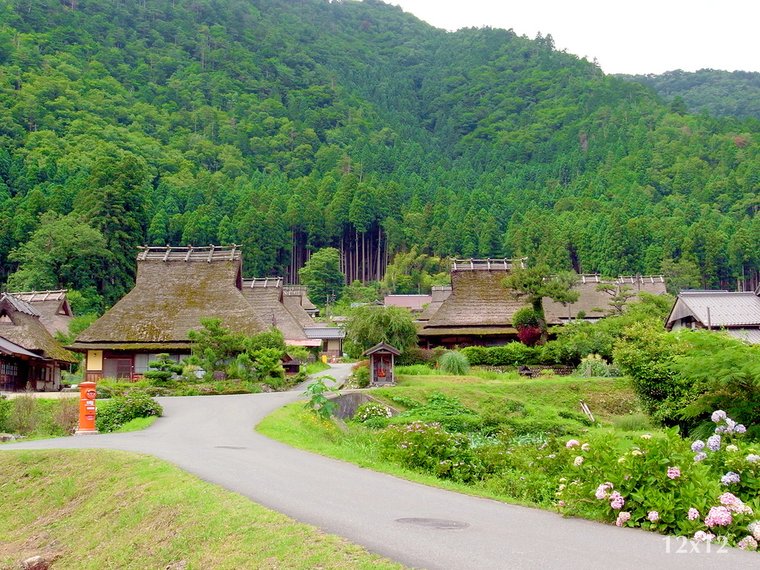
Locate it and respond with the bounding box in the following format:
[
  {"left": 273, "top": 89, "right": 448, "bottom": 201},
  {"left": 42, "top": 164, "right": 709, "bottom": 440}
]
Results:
[
  {"left": 621, "top": 69, "right": 760, "bottom": 120},
  {"left": 0, "top": 0, "right": 758, "bottom": 309}
]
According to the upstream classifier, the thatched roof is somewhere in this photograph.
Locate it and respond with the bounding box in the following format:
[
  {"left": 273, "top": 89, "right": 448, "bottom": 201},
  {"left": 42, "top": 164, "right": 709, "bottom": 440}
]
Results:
[
  {"left": 74, "top": 246, "right": 267, "bottom": 349},
  {"left": 241, "top": 278, "right": 316, "bottom": 345},
  {"left": 0, "top": 294, "right": 77, "bottom": 363},
  {"left": 419, "top": 269, "right": 529, "bottom": 337},
  {"left": 10, "top": 290, "right": 73, "bottom": 336},
  {"left": 418, "top": 286, "right": 452, "bottom": 321},
  {"left": 283, "top": 296, "right": 315, "bottom": 328},
  {"left": 544, "top": 275, "right": 667, "bottom": 324},
  {"left": 283, "top": 286, "right": 318, "bottom": 312}
]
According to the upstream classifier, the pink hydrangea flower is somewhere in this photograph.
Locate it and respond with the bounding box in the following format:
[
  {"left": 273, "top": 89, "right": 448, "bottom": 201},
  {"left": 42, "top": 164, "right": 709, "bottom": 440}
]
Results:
[
  {"left": 615, "top": 512, "right": 631, "bottom": 527},
  {"left": 667, "top": 466, "right": 681, "bottom": 479},
  {"left": 749, "top": 521, "right": 760, "bottom": 541},
  {"left": 693, "top": 531, "right": 715, "bottom": 543},
  {"left": 687, "top": 508, "right": 699, "bottom": 521},
  {"left": 595, "top": 482, "right": 613, "bottom": 500},
  {"left": 609, "top": 491, "right": 625, "bottom": 510},
  {"left": 705, "top": 506, "right": 733, "bottom": 528},
  {"left": 566, "top": 439, "right": 580, "bottom": 448},
  {"left": 737, "top": 536, "right": 758, "bottom": 551},
  {"left": 581, "top": 443, "right": 590, "bottom": 451},
  {"left": 573, "top": 456, "right": 584, "bottom": 466},
  {"left": 647, "top": 511, "right": 659, "bottom": 522},
  {"left": 711, "top": 410, "right": 727, "bottom": 423}
]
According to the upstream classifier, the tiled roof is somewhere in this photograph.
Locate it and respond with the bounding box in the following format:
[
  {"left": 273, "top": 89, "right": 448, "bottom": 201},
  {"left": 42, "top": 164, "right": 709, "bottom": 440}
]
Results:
[
  {"left": 726, "top": 328, "right": 760, "bottom": 344},
  {"left": 669, "top": 291, "right": 760, "bottom": 327}
]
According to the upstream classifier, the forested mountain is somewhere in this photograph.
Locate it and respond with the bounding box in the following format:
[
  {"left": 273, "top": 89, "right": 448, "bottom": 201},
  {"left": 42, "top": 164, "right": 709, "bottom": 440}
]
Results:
[
  {"left": 621, "top": 69, "right": 760, "bottom": 120},
  {"left": 0, "top": 0, "right": 758, "bottom": 311}
]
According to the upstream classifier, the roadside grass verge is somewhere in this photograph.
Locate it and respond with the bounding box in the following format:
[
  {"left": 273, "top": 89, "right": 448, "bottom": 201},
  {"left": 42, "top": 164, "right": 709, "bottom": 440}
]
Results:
[
  {"left": 112, "top": 415, "right": 158, "bottom": 432},
  {"left": 304, "top": 361, "right": 332, "bottom": 375},
  {"left": 0, "top": 450, "right": 403, "bottom": 570}
]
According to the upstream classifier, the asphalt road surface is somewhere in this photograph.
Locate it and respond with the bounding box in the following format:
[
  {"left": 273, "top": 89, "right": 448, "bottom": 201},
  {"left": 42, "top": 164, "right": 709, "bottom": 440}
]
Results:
[{"left": 3, "top": 364, "right": 757, "bottom": 569}]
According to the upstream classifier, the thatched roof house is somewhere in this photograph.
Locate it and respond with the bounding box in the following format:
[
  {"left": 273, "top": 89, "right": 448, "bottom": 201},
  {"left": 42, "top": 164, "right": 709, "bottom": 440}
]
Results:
[
  {"left": 418, "top": 259, "right": 529, "bottom": 348},
  {"left": 0, "top": 293, "right": 76, "bottom": 391},
  {"left": 544, "top": 275, "right": 667, "bottom": 324},
  {"left": 71, "top": 245, "right": 269, "bottom": 380},
  {"left": 665, "top": 287, "right": 760, "bottom": 344},
  {"left": 10, "top": 290, "right": 74, "bottom": 336},
  {"left": 241, "top": 278, "right": 319, "bottom": 347}
]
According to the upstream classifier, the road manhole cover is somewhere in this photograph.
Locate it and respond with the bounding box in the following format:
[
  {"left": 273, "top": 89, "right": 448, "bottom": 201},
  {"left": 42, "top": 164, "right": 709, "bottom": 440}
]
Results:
[
  {"left": 214, "top": 445, "right": 246, "bottom": 450},
  {"left": 395, "top": 518, "right": 469, "bottom": 530}
]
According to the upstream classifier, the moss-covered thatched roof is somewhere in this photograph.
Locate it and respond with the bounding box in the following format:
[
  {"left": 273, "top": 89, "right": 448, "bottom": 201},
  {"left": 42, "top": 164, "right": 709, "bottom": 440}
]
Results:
[
  {"left": 543, "top": 275, "right": 667, "bottom": 323},
  {"left": 10, "top": 290, "right": 73, "bottom": 336},
  {"left": 241, "top": 278, "right": 309, "bottom": 343},
  {"left": 0, "top": 295, "right": 77, "bottom": 363},
  {"left": 76, "top": 250, "right": 267, "bottom": 345},
  {"left": 419, "top": 270, "right": 529, "bottom": 336}
]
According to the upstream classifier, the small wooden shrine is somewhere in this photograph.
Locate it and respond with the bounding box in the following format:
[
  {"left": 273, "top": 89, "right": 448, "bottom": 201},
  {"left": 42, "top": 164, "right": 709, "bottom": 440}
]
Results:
[{"left": 363, "top": 342, "right": 400, "bottom": 386}]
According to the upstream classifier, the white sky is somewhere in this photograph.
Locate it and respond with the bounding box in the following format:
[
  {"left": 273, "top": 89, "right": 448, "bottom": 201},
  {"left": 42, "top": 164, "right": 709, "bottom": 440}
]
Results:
[{"left": 390, "top": 0, "right": 759, "bottom": 75}]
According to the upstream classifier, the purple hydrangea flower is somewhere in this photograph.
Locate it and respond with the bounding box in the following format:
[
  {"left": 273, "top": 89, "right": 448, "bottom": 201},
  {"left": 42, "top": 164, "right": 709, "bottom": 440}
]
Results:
[
  {"left": 736, "top": 424, "right": 747, "bottom": 434},
  {"left": 747, "top": 454, "right": 760, "bottom": 463},
  {"left": 687, "top": 508, "right": 699, "bottom": 521},
  {"left": 609, "top": 491, "right": 625, "bottom": 510},
  {"left": 721, "top": 471, "right": 741, "bottom": 485},
  {"left": 691, "top": 440, "right": 705, "bottom": 452},
  {"left": 693, "top": 452, "right": 707, "bottom": 462},
  {"left": 707, "top": 434, "right": 721, "bottom": 452},
  {"left": 711, "top": 410, "right": 727, "bottom": 423}
]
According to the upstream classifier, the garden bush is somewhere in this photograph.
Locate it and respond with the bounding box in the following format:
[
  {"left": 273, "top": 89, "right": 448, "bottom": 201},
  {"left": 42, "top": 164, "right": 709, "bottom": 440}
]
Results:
[
  {"left": 574, "top": 354, "right": 620, "bottom": 378},
  {"left": 460, "top": 343, "right": 540, "bottom": 366},
  {"left": 379, "top": 421, "right": 483, "bottom": 482},
  {"left": 351, "top": 361, "right": 370, "bottom": 388},
  {"left": 96, "top": 391, "right": 163, "bottom": 433},
  {"left": 437, "top": 351, "right": 470, "bottom": 375},
  {"left": 0, "top": 395, "right": 11, "bottom": 432},
  {"left": 397, "top": 346, "right": 445, "bottom": 366}
]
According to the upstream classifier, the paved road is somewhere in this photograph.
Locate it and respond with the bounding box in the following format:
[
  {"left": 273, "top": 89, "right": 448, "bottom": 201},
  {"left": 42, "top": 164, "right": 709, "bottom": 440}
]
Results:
[{"left": 2, "top": 364, "right": 757, "bottom": 569}]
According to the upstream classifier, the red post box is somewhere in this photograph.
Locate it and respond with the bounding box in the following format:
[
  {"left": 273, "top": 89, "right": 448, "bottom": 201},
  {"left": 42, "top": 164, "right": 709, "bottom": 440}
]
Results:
[{"left": 75, "top": 381, "right": 99, "bottom": 435}]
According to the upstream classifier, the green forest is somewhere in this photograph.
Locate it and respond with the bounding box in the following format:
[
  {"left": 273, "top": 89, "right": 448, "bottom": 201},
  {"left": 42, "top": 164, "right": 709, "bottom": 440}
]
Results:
[
  {"left": 622, "top": 69, "right": 760, "bottom": 120},
  {"left": 0, "top": 0, "right": 758, "bottom": 311}
]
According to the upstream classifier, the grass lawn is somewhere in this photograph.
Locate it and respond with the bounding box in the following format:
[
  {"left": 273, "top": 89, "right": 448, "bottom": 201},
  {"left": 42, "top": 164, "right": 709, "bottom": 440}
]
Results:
[{"left": 0, "top": 450, "right": 403, "bottom": 570}]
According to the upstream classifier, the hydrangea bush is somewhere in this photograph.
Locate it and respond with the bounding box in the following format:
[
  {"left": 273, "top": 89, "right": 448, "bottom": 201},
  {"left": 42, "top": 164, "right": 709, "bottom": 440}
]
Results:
[
  {"left": 353, "top": 401, "right": 393, "bottom": 423},
  {"left": 558, "top": 411, "right": 760, "bottom": 550}
]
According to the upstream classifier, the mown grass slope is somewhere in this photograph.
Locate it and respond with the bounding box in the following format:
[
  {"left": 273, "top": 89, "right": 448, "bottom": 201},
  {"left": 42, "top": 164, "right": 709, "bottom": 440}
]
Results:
[{"left": 0, "top": 450, "right": 403, "bottom": 570}]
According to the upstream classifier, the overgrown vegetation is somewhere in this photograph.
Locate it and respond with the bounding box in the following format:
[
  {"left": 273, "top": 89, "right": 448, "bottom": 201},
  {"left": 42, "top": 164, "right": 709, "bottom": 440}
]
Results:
[
  {"left": 344, "top": 305, "right": 418, "bottom": 358},
  {"left": 0, "top": 395, "right": 78, "bottom": 438},
  {"left": 0, "top": 450, "right": 402, "bottom": 569}
]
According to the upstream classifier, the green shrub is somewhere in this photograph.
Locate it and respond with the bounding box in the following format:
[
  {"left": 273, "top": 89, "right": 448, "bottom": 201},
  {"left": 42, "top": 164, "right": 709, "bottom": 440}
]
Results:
[
  {"left": 437, "top": 351, "right": 470, "bottom": 375},
  {"left": 379, "top": 421, "right": 483, "bottom": 482},
  {"left": 144, "top": 353, "right": 183, "bottom": 384},
  {"left": 574, "top": 354, "right": 620, "bottom": 378},
  {"left": 461, "top": 343, "right": 539, "bottom": 366},
  {"left": 397, "top": 346, "right": 445, "bottom": 366},
  {"left": 9, "top": 394, "right": 39, "bottom": 435},
  {"left": 387, "top": 395, "right": 422, "bottom": 410},
  {"left": 0, "top": 395, "right": 11, "bottom": 432},
  {"left": 96, "top": 392, "right": 163, "bottom": 433},
  {"left": 351, "top": 361, "right": 370, "bottom": 388},
  {"left": 512, "top": 307, "right": 541, "bottom": 329}
]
